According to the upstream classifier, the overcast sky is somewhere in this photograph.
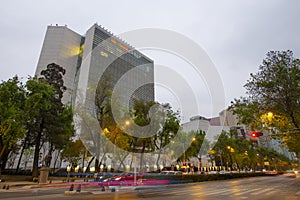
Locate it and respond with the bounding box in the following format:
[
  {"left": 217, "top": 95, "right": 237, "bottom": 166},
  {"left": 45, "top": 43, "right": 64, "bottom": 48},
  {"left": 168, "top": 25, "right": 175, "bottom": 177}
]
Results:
[{"left": 1, "top": 0, "right": 300, "bottom": 121}]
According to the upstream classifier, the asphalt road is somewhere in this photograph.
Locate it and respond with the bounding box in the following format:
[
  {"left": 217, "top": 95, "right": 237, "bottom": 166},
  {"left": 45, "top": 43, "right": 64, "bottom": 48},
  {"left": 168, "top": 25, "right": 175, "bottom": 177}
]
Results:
[{"left": 1, "top": 175, "right": 299, "bottom": 200}]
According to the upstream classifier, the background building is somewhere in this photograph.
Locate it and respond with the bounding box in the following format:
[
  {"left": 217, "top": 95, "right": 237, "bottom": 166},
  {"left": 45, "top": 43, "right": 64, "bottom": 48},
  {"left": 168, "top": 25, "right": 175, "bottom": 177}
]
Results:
[
  {"left": 76, "top": 23, "right": 154, "bottom": 113},
  {"left": 32, "top": 23, "right": 155, "bottom": 170},
  {"left": 35, "top": 23, "right": 154, "bottom": 107},
  {"left": 35, "top": 24, "right": 83, "bottom": 104},
  {"left": 182, "top": 109, "right": 296, "bottom": 168}
]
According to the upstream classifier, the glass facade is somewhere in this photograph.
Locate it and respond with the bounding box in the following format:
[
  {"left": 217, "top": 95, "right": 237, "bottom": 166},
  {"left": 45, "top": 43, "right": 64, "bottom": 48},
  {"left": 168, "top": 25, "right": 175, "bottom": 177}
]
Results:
[
  {"left": 78, "top": 24, "right": 154, "bottom": 113},
  {"left": 36, "top": 24, "right": 154, "bottom": 109}
]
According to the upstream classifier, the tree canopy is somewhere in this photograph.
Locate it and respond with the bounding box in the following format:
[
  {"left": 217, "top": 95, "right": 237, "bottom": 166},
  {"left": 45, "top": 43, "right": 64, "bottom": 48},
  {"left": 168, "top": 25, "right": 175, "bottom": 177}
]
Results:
[
  {"left": 231, "top": 50, "right": 300, "bottom": 156},
  {"left": 0, "top": 76, "right": 26, "bottom": 161}
]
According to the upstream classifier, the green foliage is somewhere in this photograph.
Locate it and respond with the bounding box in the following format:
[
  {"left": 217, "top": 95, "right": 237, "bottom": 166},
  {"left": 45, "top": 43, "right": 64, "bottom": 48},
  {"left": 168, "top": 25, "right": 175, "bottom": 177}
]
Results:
[
  {"left": 230, "top": 98, "right": 262, "bottom": 130},
  {"left": 145, "top": 172, "right": 266, "bottom": 183},
  {"left": 32, "top": 177, "right": 39, "bottom": 182},
  {"left": 231, "top": 50, "right": 300, "bottom": 156},
  {"left": 26, "top": 63, "right": 74, "bottom": 176},
  {"left": 25, "top": 76, "right": 55, "bottom": 177},
  {"left": 25, "top": 77, "right": 54, "bottom": 126},
  {"left": 175, "top": 130, "right": 207, "bottom": 163},
  {"left": 210, "top": 131, "right": 294, "bottom": 170},
  {"left": 0, "top": 76, "right": 26, "bottom": 159},
  {"left": 130, "top": 101, "right": 160, "bottom": 153},
  {"left": 61, "top": 140, "right": 86, "bottom": 167},
  {"left": 244, "top": 50, "right": 300, "bottom": 129},
  {"left": 40, "top": 63, "right": 74, "bottom": 151},
  {"left": 154, "top": 103, "right": 180, "bottom": 150},
  {"left": 128, "top": 101, "right": 181, "bottom": 154}
]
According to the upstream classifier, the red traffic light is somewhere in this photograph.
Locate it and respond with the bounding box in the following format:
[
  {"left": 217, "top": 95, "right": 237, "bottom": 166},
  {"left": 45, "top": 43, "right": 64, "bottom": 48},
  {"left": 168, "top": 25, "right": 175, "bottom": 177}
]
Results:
[
  {"left": 251, "top": 132, "right": 258, "bottom": 137},
  {"left": 250, "top": 131, "right": 263, "bottom": 138}
]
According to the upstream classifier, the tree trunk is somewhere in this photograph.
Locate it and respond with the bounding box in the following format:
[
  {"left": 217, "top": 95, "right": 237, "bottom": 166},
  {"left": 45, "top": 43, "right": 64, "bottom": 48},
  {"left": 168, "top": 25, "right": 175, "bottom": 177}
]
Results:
[
  {"left": 95, "top": 158, "right": 100, "bottom": 172},
  {"left": 139, "top": 142, "right": 146, "bottom": 172},
  {"left": 32, "top": 130, "right": 42, "bottom": 177},
  {"left": 16, "top": 139, "right": 27, "bottom": 173},
  {"left": 53, "top": 151, "right": 61, "bottom": 171},
  {"left": 86, "top": 156, "right": 95, "bottom": 172},
  {"left": 45, "top": 143, "right": 54, "bottom": 168},
  {"left": 156, "top": 148, "right": 162, "bottom": 167},
  {"left": 118, "top": 153, "right": 129, "bottom": 171}
]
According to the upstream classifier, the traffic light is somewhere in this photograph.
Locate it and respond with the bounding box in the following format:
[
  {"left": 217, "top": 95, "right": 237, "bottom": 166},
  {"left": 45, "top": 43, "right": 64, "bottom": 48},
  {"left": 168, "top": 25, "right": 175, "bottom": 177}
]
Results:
[{"left": 250, "top": 131, "right": 263, "bottom": 139}]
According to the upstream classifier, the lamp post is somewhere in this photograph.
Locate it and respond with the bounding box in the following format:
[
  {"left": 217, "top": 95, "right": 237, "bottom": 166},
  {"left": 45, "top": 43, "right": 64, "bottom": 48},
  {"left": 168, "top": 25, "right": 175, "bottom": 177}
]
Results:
[
  {"left": 227, "top": 146, "right": 234, "bottom": 170},
  {"left": 66, "top": 165, "right": 71, "bottom": 182},
  {"left": 90, "top": 167, "right": 95, "bottom": 173},
  {"left": 132, "top": 155, "right": 137, "bottom": 186},
  {"left": 74, "top": 165, "right": 79, "bottom": 177},
  {"left": 182, "top": 143, "right": 186, "bottom": 168}
]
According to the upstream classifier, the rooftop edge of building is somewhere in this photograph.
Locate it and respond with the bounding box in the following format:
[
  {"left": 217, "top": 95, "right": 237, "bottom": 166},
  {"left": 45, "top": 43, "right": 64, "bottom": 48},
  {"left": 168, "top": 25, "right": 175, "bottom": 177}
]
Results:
[
  {"left": 92, "top": 23, "right": 154, "bottom": 64},
  {"left": 49, "top": 23, "right": 153, "bottom": 64}
]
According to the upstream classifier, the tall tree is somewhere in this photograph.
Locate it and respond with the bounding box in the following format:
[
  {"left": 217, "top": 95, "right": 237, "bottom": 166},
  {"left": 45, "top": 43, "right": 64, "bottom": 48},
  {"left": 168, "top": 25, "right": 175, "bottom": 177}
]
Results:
[
  {"left": 128, "top": 101, "right": 180, "bottom": 171},
  {"left": 61, "top": 140, "right": 86, "bottom": 168},
  {"left": 39, "top": 63, "right": 74, "bottom": 166},
  {"left": 232, "top": 50, "right": 300, "bottom": 156},
  {"left": 0, "top": 76, "right": 26, "bottom": 169},
  {"left": 130, "top": 101, "right": 157, "bottom": 171},
  {"left": 94, "top": 73, "right": 114, "bottom": 172},
  {"left": 154, "top": 103, "right": 180, "bottom": 166},
  {"left": 245, "top": 50, "right": 300, "bottom": 128},
  {"left": 28, "top": 63, "right": 74, "bottom": 177},
  {"left": 25, "top": 77, "right": 54, "bottom": 177}
]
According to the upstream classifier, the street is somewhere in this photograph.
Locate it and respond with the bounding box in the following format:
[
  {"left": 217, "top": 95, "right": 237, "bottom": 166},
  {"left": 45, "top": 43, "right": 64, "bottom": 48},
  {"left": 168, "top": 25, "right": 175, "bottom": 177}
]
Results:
[{"left": 0, "top": 175, "right": 299, "bottom": 200}]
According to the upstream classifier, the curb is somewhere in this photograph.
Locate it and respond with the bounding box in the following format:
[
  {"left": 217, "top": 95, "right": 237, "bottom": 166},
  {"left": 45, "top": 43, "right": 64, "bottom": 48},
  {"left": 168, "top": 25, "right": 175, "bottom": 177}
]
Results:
[{"left": 64, "top": 191, "right": 92, "bottom": 195}]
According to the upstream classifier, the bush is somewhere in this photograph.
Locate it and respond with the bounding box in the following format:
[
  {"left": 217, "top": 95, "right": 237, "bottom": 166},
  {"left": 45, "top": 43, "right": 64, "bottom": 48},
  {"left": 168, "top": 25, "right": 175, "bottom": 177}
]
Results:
[
  {"left": 144, "top": 172, "right": 266, "bottom": 183},
  {"left": 32, "top": 177, "right": 39, "bottom": 183}
]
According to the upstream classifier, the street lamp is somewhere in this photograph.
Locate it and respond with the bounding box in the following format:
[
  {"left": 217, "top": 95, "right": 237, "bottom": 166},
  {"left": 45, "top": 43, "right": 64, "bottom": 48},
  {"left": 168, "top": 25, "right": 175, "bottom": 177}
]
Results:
[
  {"left": 125, "top": 120, "right": 130, "bottom": 126},
  {"left": 227, "top": 146, "right": 234, "bottom": 170},
  {"left": 66, "top": 165, "right": 71, "bottom": 182},
  {"left": 160, "top": 165, "right": 164, "bottom": 172},
  {"left": 75, "top": 165, "right": 79, "bottom": 172},
  {"left": 267, "top": 112, "right": 273, "bottom": 122},
  {"left": 90, "top": 167, "right": 95, "bottom": 173}
]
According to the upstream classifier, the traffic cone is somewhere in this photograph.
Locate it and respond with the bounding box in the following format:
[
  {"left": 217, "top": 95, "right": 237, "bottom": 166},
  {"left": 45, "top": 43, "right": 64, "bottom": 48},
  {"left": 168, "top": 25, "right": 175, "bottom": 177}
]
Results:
[
  {"left": 76, "top": 184, "right": 81, "bottom": 192},
  {"left": 69, "top": 184, "right": 74, "bottom": 191}
]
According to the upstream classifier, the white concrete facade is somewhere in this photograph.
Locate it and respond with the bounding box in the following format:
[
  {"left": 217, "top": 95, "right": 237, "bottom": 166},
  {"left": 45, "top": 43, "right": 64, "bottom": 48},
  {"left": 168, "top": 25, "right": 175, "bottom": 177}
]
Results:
[{"left": 35, "top": 25, "right": 83, "bottom": 104}]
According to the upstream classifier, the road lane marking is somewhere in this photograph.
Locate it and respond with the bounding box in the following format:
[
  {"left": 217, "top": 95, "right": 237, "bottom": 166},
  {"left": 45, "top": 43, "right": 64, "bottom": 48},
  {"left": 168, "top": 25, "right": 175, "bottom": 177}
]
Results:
[
  {"left": 192, "top": 188, "right": 232, "bottom": 196},
  {"left": 233, "top": 188, "right": 262, "bottom": 195},
  {"left": 251, "top": 188, "right": 274, "bottom": 195}
]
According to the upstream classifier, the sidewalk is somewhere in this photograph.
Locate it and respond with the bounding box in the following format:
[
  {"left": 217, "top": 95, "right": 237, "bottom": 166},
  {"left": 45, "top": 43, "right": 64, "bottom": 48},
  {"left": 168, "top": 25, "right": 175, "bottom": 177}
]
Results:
[{"left": 0, "top": 178, "right": 95, "bottom": 191}]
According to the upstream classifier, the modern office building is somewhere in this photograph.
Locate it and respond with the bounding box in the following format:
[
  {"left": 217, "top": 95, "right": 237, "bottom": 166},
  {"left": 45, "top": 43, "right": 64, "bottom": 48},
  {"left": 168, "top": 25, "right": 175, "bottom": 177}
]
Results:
[
  {"left": 35, "top": 25, "right": 83, "bottom": 104},
  {"left": 35, "top": 23, "right": 154, "bottom": 108},
  {"left": 32, "top": 23, "right": 154, "bottom": 170}
]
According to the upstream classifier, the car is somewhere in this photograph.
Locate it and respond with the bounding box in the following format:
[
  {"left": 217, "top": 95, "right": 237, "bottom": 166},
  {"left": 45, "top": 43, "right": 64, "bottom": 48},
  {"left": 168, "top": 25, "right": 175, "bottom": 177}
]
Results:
[
  {"left": 160, "top": 171, "right": 175, "bottom": 175},
  {"left": 219, "top": 170, "right": 230, "bottom": 174},
  {"left": 98, "top": 175, "right": 170, "bottom": 187},
  {"left": 264, "top": 171, "right": 278, "bottom": 176},
  {"left": 208, "top": 171, "right": 218, "bottom": 174}
]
